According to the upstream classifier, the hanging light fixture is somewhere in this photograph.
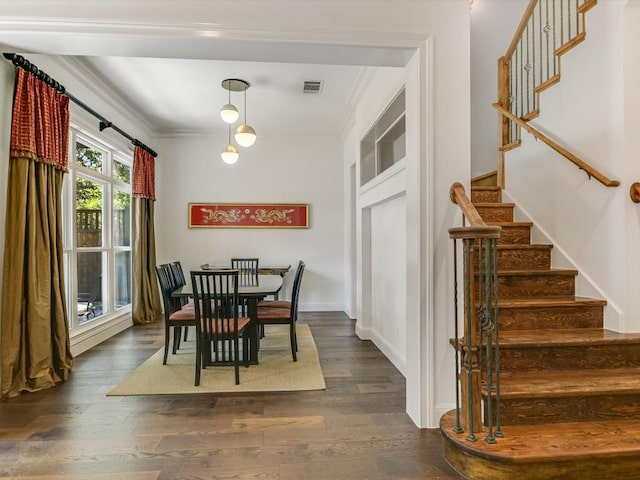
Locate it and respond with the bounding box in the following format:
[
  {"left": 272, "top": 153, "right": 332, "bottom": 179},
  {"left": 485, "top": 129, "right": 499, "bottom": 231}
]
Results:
[
  {"left": 221, "top": 123, "right": 239, "bottom": 164},
  {"left": 220, "top": 80, "right": 239, "bottom": 124},
  {"left": 234, "top": 81, "right": 257, "bottom": 147},
  {"left": 220, "top": 78, "right": 256, "bottom": 163}
]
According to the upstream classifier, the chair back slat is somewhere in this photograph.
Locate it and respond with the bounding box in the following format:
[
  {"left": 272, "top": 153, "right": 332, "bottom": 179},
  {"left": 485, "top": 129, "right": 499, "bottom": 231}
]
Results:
[
  {"left": 191, "top": 269, "right": 240, "bottom": 343},
  {"left": 155, "top": 263, "right": 181, "bottom": 314},
  {"left": 169, "top": 261, "right": 186, "bottom": 287},
  {"left": 230, "top": 257, "right": 259, "bottom": 286}
]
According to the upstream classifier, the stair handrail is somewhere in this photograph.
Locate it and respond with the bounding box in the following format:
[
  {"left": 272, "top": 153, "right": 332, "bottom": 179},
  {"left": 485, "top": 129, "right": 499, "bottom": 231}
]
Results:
[
  {"left": 493, "top": 103, "right": 619, "bottom": 188},
  {"left": 504, "top": 0, "right": 541, "bottom": 60},
  {"left": 449, "top": 182, "right": 503, "bottom": 442},
  {"left": 450, "top": 183, "right": 496, "bottom": 229}
]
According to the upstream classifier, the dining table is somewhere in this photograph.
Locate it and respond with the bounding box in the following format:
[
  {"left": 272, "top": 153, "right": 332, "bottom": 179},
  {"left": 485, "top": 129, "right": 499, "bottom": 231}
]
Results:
[
  {"left": 200, "top": 264, "right": 291, "bottom": 298},
  {"left": 171, "top": 274, "right": 283, "bottom": 364}
]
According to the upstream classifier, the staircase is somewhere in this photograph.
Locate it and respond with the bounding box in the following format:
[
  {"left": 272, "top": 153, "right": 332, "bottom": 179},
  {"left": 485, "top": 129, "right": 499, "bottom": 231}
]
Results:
[{"left": 441, "top": 184, "right": 640, "bottom": 480}]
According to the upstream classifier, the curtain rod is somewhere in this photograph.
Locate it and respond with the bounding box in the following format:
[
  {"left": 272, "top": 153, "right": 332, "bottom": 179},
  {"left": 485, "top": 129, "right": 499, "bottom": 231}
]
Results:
[{"left": 2, "top": 53, "right": 157, "bottom": 158}]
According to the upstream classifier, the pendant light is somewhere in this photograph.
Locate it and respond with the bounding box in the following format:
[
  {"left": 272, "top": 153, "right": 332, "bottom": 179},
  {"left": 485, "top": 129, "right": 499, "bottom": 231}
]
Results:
[
  {"left": 221, "top": 124, "right": 239, "bottom": 164},
  {"left": 234, "top": 83, "right": 257, "bottom": 147},
  {"left": 220, "top": 81, "right": 239, "bottom": 124}
]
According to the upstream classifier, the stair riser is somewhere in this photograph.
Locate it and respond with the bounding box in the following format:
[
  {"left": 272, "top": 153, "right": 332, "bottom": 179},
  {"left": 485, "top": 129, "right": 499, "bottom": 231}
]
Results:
[
  {"left": 499, "top": 344, "right": 640, "bottom": 372},
  {"left": 498, "top": 305, "right": 604, "bottom": 331},
  {"left": 471, "top": 190, "right": 502, "bottom": 203},
  {"left": 472, "top": 249, "right": 551, "bottom": 272},
  {"left": 487, "top": 394, "right": 640, "bottom": 426},
  {"left": 495, "top": 225, "right": 531, "bottom": 245},
  {"left": 474, "top": 274, "right": 575, "bottom": 300},
  {"left": 476, "top": 205, "right": 514, "bottom": 223},
  {"left": 472, "top": 225, "right": 532, "bottom": 244}
]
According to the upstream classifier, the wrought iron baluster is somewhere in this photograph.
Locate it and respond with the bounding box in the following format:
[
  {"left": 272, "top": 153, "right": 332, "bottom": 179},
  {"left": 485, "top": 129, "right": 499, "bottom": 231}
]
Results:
[
  {"left": 453, "top": 238, "right": 463, "bottom": 434},
  {"left": 463, "top": 238, "right": 477, "bottom": 443},
  {"left": 493, "top": 239, "right": 504, "bottom": 439}
]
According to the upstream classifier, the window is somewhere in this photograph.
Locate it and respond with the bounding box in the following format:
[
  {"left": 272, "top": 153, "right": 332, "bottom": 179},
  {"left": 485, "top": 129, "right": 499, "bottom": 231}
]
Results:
[{"left": 63, "top": 128, "right": 132, "bottom": 331}]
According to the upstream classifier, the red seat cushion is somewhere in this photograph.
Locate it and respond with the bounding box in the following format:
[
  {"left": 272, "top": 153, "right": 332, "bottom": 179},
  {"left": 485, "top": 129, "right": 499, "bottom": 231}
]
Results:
[
  {"left": 200, "top": 317, "right": 251, "bottom": 333},
  {"left": 257, "top": 307, "right": 291, "bottom": 320},
  {"left": 169, "top": 308, "right": 196, "bottom": 322},
  {"left": 257, "top": 300, "right": 291, "bottom": 309}
]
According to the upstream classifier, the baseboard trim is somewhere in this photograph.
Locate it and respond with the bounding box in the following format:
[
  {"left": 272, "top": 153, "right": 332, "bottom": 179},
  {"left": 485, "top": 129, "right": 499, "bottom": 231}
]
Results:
[{"left": 71, "top": 314, "right": 133, "bottom": 357}]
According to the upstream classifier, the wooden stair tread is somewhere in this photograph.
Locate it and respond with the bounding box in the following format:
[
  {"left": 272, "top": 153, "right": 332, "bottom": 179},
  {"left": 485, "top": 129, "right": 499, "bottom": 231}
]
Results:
[
  {"left": 492, "top": 269, "right": 577, "bottom": 276},
  {"left": 485, "top": 221, "right": 533, "bottom": 227},
  {"left": 498, "top": 296, "right": 607, "bottom": 308},
  {"left": 474, "top": 202, "right": 515, "bottom": 207},
  {"left": 472, "top": 186, "right": 501, "bottom": 192},
  {"left": 441, "top": 411, "right": 640, "bottom": 463},
  {"left": 494, "top": 368, "right": 640, "bottom": 397},
  {"left": 499, "top": 328, "right": 640, "bottom": 346},
  {"left": 472, "top": 244, "right": 552, "bottom": 251}
]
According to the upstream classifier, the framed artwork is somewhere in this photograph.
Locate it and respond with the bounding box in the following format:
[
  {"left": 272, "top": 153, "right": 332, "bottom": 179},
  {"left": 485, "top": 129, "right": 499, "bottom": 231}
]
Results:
[{"left": 189, "top": 203, "right": 309, "bottom": 228}]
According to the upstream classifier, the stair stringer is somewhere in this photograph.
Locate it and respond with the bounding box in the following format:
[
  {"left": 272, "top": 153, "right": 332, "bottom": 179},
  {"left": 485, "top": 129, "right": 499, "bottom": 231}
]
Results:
[{"left": 501, "top": 188, "right": 623, "bottom": 331}]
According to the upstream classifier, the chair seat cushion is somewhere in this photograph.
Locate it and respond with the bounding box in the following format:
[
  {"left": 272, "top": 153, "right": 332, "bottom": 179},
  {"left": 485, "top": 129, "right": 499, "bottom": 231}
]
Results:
[
  {"left": 257, "top": 307, "right": 291, "bottom": 320},
  {"left": 257, "top": 300, "right": 291, "bottom": 309},
  {"left": 201, "top": 317, "right": 251, "bottom": 333},
  {"left": 169, "top": 307, "right": 196, "bottom": 322}
]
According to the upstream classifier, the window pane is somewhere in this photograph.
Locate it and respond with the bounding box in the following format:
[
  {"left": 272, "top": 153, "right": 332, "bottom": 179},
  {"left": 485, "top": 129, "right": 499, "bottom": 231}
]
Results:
[
  {"left": 115, "top": 251, "right": 131, "bottom": 309},
  {"left": 76, "top": 178, "right": 103, "bottom": 248},
  {"left": 113, "top": 160, "right": 131, "bottom": 183},
  {"left": 76, "top": 141, "right": 103, "bottom": 172},
  {"left": 77, "top": 251, "right": 103, "bottom": 325},
  {"left": 113, "top": 189, "right": 131, "bottom": 246}
]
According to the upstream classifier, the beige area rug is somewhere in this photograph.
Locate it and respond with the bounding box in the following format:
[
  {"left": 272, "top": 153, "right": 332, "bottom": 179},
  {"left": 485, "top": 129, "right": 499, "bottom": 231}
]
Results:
[{"left": 107, "top": 323, "right": 325, "bottom": 395}]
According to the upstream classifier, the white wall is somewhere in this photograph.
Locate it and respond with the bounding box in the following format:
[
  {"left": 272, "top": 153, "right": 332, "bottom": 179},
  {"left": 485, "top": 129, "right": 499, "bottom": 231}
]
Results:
[
  {"left": 504, "top": 1, "right": 628, "bottom": 330},
  {"left": 155, "top": 133, "right": 344, "bottom": 311},
  {"left": 347, "top": 66, "right": 407, "bottom": 365},
  {"left": 624, "top": 0, "right": 640, "bottom": 333},
  {"left": 370, "top": 194, "right": 407, "bottom": 369},
  {"left": 470, "top": 0, "right": 529, "bottom": 177}
]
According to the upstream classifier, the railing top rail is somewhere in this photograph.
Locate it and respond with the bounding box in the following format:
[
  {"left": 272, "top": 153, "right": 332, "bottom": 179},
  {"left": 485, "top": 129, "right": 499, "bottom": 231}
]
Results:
[
  {"left": 449, "top": 182, "right": 502, "bottom": 238},
  {"left": 493, "top": 104, "right": 620, "bottom": 188},
  {"left": 504, "top": 0, "right": 538, "bottom": 59}
]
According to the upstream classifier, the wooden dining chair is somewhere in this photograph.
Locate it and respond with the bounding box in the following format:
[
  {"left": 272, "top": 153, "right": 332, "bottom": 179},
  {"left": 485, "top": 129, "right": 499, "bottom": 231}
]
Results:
[
  {"left": 258, "top": 260, "right": 304, "bottom": 310},
  {"left": 256, "top": 261, "right": 305, "bottom": 361},
  {"left": 169, "top": 260, "right": 192, "bottom": 341},
  {"left": 191, "top": 269, "right": 251, "bottom": 385},
  {"left": 230, "top": 258, "right": 259, "bottom": 286},
  {"left": 155, "top": 264, "right": 196, "bottom": 365}
]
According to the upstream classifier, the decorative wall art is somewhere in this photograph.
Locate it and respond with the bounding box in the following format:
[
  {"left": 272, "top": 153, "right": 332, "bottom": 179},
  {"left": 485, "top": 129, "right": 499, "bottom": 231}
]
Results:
[{"left": 189, "top": 203, "right": 309, "bottom": 228}]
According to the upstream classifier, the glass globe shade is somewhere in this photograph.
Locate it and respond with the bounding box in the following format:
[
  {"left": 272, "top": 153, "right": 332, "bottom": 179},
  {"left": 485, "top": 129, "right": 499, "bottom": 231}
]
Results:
[
  {"left": 221, "top": 144, "right": 239, "bottom": 164},
  {"left": 220, "top": 104, "right": 239, "bottom": 124},
  {"left": 234, "top": 124, "right": 257, "bottom": 147}
]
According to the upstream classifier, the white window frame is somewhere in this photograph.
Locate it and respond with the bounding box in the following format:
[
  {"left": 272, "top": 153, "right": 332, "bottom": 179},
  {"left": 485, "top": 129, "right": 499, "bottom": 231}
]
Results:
[{"left": 64, "top": 125, "right": 133, "bottom": 338}]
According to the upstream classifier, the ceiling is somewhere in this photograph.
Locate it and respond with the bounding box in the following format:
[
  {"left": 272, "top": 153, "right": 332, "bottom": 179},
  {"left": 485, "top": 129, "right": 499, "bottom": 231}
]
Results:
[
  {"left": 74, "top": 56, "right": 373, "bottom": 137},
  {"left": 0, "top": 32, "right": 412, "bottom": 138}
]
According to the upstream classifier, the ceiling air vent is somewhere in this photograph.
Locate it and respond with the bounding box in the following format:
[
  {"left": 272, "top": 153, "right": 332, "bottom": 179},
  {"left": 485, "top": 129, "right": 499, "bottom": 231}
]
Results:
[{"left": 303, "top": 80, "right": 323, "bottom": 94}]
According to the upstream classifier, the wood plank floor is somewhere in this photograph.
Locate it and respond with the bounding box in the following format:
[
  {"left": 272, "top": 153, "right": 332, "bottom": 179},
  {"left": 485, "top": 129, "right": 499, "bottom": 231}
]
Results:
[{"left": 0, "top": 311, "right": 464, "bottom": 480}]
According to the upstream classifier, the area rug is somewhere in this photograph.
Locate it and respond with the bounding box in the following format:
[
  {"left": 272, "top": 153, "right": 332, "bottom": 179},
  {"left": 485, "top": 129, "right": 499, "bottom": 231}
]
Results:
[{"left": 107, "top": 324, "right": 325, "bottom": 395}]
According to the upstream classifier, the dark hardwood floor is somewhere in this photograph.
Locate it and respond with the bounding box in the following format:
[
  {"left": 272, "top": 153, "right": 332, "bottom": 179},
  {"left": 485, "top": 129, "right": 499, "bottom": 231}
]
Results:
[{"left": 0, "top": 311, "right": 463, "bottom": 480}]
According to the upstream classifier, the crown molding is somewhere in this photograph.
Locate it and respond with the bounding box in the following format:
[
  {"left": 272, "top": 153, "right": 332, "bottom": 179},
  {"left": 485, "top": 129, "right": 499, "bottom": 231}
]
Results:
[
  {"left": 0, "top": 16, "right": 425, "bottom": 52},
  {"left": 51, "top": 55, "right": 157, "bottom": 137}
]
